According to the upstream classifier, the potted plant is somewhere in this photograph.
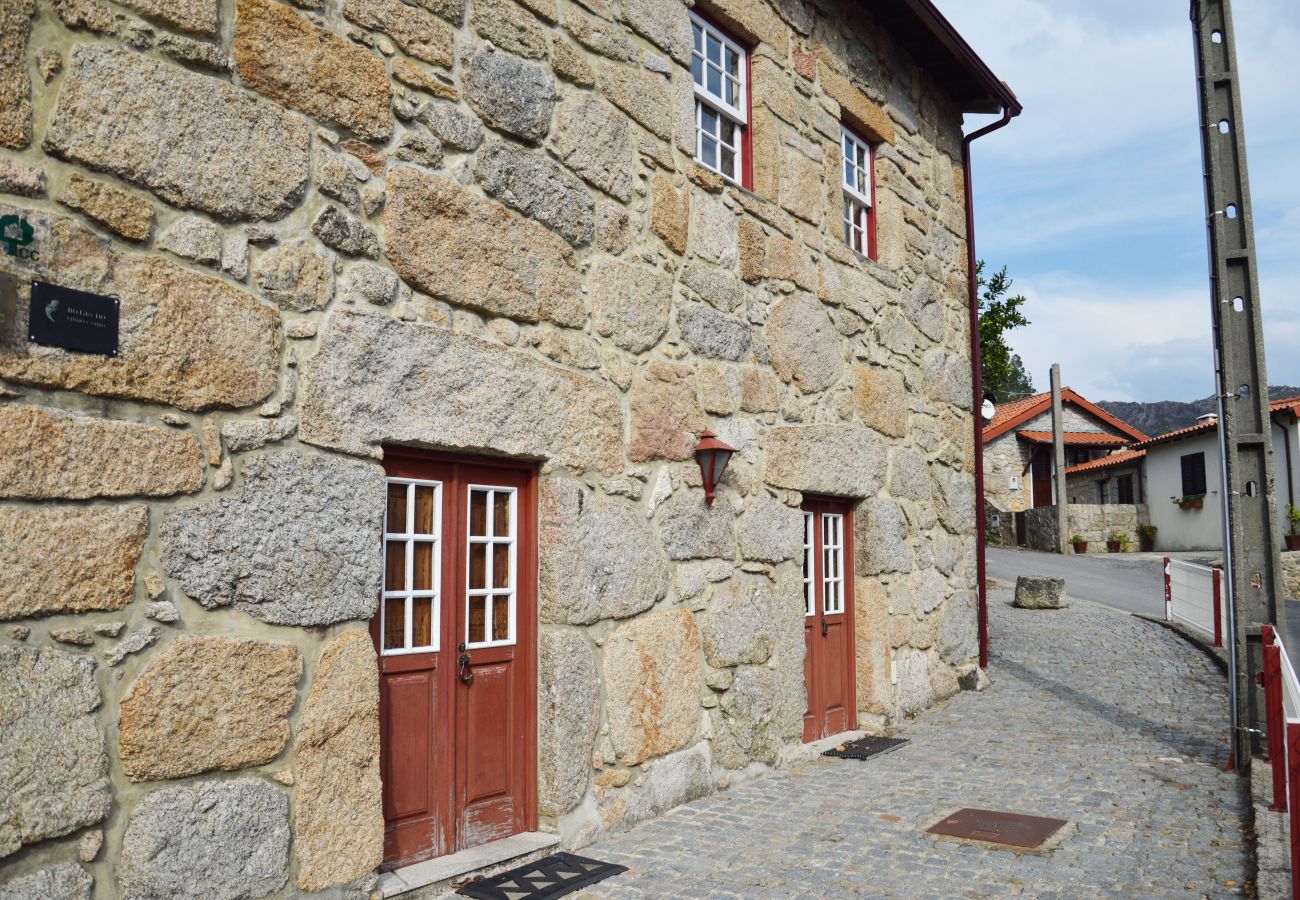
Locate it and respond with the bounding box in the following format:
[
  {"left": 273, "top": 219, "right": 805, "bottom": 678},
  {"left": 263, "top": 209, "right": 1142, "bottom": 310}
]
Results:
[
  {"left": 1286, "top": 504, "right": 1300, "bottom": 551},
  {"left": 1175, "top": 494, "right": 1205, "bottom": 511},
  {"left": 1069, "top": 534, "right": 1088, "bottom": 554},
  {"left": 1136, "top": 524, "right": 1158, "bottom": 552},
  {"left": 1106, "top": 530, "right": 1128, "bottom": 553}
]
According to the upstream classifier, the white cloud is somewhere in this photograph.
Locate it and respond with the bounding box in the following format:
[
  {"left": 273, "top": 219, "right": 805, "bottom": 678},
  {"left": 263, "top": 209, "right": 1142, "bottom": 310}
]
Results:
[{"left": 936, "top": 0, "right": 1300, "bottom": 402}]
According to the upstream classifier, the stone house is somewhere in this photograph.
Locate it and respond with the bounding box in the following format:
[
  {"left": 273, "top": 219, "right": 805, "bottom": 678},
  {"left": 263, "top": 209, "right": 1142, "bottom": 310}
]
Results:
[
  {"left": 982, "top": 388, "right": 1150, "bottom": 515},
  {"left": 0, "top": 0, "right": 1016, "bottom": 895}
]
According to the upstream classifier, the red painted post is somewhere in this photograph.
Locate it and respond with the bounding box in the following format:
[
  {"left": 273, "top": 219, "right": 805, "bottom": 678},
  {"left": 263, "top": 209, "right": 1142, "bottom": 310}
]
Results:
[
  {"left": 1170, "top": 559, "right": 1180, "bottom": 621},
  {"left": 1212, "top": 569, "right": 1224, "bottom": 647},
  {"left": 1263, "top": 625, "right": 1286, "bottom": 810},
  {"left": 1287, "top": 722, "right": 1300, "bottom": 900}
]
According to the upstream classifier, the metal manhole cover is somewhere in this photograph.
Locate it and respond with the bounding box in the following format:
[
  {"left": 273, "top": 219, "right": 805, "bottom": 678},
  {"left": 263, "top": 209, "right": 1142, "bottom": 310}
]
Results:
[{"left": 925, "top": 808, "right": 1068, "bottom": 849}]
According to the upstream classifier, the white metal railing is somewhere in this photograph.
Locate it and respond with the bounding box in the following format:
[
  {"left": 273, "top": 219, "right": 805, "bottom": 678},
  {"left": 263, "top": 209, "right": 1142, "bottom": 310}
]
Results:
[{"left": 1163, "top": 557, "right": 1225, "bottom": 646}]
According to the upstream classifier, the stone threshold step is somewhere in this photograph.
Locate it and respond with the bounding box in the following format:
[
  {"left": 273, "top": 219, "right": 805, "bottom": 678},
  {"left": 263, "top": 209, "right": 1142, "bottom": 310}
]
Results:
[{"left": 377, "top": 831, "right": 561, "bottom": 899}]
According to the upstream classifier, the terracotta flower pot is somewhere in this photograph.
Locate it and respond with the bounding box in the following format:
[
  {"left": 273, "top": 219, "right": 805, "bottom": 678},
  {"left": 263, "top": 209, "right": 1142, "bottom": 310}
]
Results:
[
  {"left": 1072, "top": 542, "right": 1088, "bottom": 554},
  {"left": 1106, "top": 540, "right": 1121, "bottom": 553},
  {"left": 1286, "top": 534, "right": 1300, "bottom": 552},
  {"left": 1139, "top": 538, "right": 1155, "bottom": 552},
  {"left": 1178, "top": 500, "right": 1204, "bottom": 511}
]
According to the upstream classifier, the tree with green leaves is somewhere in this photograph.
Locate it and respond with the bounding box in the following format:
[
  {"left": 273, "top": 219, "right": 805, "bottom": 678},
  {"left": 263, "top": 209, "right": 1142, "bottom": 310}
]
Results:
[{"left": 976, "top": 260, "right": 1034, "bottom": 401}]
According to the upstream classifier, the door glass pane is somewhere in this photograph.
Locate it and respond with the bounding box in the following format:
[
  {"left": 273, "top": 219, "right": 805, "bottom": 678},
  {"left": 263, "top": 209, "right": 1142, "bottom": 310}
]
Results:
[
  {"left": 386, "top": 483, "right": 408, "bottom": 533},
  {"left": 493, "top": 543, "right": 510, "bottom": 589},
  {"left": 385, "top": 541, "right": 406, "bottom": 591},
  {"left": 468, "top": 596, "right": 487, "bottom": 644},
  {"left": 412, "top": 597, "right": 433, "bottom": 647},
  {"left": 493, "top": 493, "right": 511, "bottom": 536},
  {"left": 470, "top": 489, "right": 488, "bottom": 536},
  {"left": 492, "top": 597, "right": 509, "bottom": 643},
  {"left": 384, "top": 597, "right": 406, "bottom": 650},
  {"left": 414, "top": 486, "right": 435, "bottom": 534},
  {"left": 413, "top": 541, "right": 433, "bottom": 591},
  {"left": 469, "top": 543, "right": 487, "bottom": 590}
]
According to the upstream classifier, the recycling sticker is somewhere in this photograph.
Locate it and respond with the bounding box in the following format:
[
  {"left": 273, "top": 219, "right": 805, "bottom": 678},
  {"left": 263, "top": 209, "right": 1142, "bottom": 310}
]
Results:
[{"left": 0, "top": 203, "right": 50, "bottom": 278}]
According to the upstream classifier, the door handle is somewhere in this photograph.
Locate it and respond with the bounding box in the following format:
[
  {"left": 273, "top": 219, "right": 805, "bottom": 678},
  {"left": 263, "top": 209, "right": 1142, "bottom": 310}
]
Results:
[
  {"left": 821, "top": 618, "right": 828, "bottom": 637},
  {"left": 457, "top": 642, "right": 473, "bottom": 686}
]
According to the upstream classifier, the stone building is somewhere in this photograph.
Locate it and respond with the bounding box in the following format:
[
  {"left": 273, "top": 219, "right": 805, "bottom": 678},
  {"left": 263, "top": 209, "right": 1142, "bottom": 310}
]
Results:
[
  {"left": 0, "top": 0, "right": 1015, "bottom": 895},
  {"left": 982, "top": 388, "right": 1150, "bottom": 514}
]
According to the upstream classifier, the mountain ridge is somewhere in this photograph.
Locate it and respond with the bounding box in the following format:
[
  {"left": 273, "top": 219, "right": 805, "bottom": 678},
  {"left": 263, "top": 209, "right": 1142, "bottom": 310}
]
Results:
[{"left": 1097, "top": 386, "right": 1300, "bottom": 437}]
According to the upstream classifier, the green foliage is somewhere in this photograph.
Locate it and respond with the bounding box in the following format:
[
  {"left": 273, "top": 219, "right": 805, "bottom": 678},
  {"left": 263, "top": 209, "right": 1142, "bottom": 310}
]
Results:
[
  {"left": 1136, "top": 524, "right": 1158, "bottom": 539},
  {"left": 977, "top": 260, "right": 1034, "bottom": 401},
  {"left": 1069, "top": 534, "right": 1086, "bottom": 545},
  {"left": 1288, "top": 503, "right": 1300, "bottom": 535},
  {"left": 1107, "top": 530, "right": 1131, "bottom": 551}
]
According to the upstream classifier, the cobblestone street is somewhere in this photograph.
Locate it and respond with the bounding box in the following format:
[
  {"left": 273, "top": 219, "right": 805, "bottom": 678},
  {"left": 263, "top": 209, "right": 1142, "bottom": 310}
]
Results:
[{"left": 576, "top": 587, "right": 1250, "bottom": 899}]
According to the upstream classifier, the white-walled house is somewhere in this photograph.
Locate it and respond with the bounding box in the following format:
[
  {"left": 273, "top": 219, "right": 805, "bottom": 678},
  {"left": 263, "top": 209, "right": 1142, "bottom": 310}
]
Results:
[{"left": 1128, "top": 397, "right": 1300, "bottom": 552}]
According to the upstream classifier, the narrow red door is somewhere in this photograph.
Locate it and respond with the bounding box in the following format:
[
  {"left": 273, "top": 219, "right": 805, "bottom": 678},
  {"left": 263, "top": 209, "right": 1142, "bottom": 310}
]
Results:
[
  {"left": 451, "top": 465, "right": 535, "bottom": 851},
  {"left": 802, "top": 498, "right": 857, "bottom": 742},
  {"left": 1031, "top": 447, "right": 1053, "bottom": 508},
  {"left": 372, "top": 452, "right": 536, "bottom": 869},
  {"left": 372, "top": 454, "right": 454, "bottom": 868}
]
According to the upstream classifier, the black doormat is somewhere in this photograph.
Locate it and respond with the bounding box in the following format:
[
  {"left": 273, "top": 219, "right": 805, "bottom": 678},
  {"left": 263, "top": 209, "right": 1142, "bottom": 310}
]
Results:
[
  {"left": 456, "top": 852, "right": 628, "bottom": 900},
  {"left": 822, "top": 735, "right": 909, "bottom": 760}
]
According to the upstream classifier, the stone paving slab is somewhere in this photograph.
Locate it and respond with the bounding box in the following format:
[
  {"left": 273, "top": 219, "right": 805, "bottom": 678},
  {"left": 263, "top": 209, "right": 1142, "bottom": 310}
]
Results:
[{"left": 572, "top": 590, "right": 1250, "bottom": 898}]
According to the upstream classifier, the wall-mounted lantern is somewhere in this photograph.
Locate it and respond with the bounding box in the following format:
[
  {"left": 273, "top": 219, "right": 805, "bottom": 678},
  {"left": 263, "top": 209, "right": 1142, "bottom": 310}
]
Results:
[{"left": 694, "top": 430, "right": 736, "bottom": 507}]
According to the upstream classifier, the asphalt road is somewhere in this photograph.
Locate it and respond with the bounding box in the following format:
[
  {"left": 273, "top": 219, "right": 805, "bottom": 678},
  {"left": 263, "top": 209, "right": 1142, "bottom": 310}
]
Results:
[{"left": 988, "top": 545, "right": 1300, "bottom": 648}]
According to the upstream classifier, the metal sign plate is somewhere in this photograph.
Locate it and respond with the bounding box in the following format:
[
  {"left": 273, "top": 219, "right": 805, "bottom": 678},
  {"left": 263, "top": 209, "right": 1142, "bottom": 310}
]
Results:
[{"left": 28, "top": 280, "right": 120, "bottom": 357}]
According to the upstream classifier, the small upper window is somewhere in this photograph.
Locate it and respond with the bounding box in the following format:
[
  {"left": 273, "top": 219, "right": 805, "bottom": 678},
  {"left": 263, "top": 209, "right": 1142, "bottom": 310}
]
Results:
[
  {"left": 841, "top": 125, "right": 875, "bottom": 258},
  {"left": 1181, "top": 451, "right": 1207, "bottom": 497},
  {"left": 690, "top": 12, "right": 747, "bottom": 186}
]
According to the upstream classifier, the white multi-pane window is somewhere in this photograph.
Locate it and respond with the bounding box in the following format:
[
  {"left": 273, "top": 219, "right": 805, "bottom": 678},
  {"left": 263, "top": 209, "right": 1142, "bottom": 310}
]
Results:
[
  {"left": 381, "top": 479, "right": 442, "bottom": 656},
  {"left": 465, "top": 486, "right": 517, "bottom": 648},
  {"left": 821, "top": 513, "right": 845, "bottom": 615},
  {"left": 841, "top": 125, "right": 873, "bottom": 255},
  {"left": 690, "top": 12, "right": 746, "bottom": 185},
  {"left": 802, "top": 511, "right": 815, "bottom": 616}
]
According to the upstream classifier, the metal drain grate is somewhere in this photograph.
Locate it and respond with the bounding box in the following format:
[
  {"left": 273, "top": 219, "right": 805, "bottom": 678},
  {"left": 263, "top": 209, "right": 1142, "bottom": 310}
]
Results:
[
  {"left": 926, "top": 808, "right": 1068, "bottom": 849},
  {"left": 821, "top": 735, "right": 908, "bottom": 760}
]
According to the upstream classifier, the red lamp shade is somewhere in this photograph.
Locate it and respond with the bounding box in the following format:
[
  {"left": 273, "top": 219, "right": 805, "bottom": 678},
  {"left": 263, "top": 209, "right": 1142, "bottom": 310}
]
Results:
[{"left": 694, "top": 430, "right": 736, "bottom": 507}]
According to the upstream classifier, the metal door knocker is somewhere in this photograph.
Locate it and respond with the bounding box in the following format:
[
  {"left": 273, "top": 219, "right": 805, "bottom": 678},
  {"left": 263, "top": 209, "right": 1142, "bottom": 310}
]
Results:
[{"left": 457, "top": 642, "right": 473, "bottom": 685}]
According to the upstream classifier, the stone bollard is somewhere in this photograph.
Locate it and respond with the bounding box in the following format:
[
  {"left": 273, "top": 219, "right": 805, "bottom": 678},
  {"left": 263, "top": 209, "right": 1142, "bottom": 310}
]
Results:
[{"left": 1013, "top": 575, "right": 1067, "bottom": 609}]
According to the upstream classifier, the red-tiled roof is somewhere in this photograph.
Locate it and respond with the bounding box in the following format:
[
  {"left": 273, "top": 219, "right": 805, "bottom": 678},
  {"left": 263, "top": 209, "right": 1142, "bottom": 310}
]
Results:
[
  {"left": 1270, "top": 395, "right": 1300, "bottom": 419},
  {"left": 1064, "top": 448, "right": 1147, "bottom": 475},
  {"left": 1135, "top": 419, "right": 1217, "bottom": 448},
  {"left": 1135, "top": 395, "right": 1300, "bottom": 449},
  {"left": 1016, "top": 430, "right": 1131, "bottom": 446},
  {"left": 983, "top": 391, "right": 1049, "bottom": 438},
  {"left": 982, "top": 388, "right": 1150, "bottom": 443}
]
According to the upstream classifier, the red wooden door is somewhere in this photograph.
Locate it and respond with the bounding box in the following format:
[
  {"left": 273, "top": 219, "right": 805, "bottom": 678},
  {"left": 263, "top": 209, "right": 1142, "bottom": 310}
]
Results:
[
  {"left": 372, "top": 452, "right": 536, "bottom": 869},
  {"left": 1031, "top": 447, "right": 1053, "bottom": 508},
  {"left": 801, "top": 498, "right": 857, "bottom": 742}
]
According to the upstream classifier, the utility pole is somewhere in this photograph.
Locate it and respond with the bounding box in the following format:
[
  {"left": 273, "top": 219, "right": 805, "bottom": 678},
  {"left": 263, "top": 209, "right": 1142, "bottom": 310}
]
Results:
[
  {"left": 1191, "top": 0, "right": 1286, "bottom": 772},
  {"left": 1050, "top": 365, "right": 1068, "bottom": 554}
]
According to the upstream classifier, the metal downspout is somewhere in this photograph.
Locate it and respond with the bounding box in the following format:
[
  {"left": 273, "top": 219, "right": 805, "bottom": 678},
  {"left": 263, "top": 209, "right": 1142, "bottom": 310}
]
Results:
[{"left": 963, "top": 106, "right": 1016, "bottom": 669}]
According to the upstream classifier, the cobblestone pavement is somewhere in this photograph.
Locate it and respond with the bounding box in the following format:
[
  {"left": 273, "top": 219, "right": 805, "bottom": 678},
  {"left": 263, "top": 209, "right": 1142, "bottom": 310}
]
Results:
[{"left": 574, "top": 589, "right": 1250, "bottom": 899}]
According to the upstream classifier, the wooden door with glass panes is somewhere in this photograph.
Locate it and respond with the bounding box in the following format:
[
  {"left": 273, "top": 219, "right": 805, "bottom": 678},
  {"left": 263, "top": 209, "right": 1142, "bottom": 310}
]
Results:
[
  {"left": 372, "top": 451, "right": 536, "bottom": 869},
  {"left": 801, "top": 498, "right": 857, "bottom": 742}
]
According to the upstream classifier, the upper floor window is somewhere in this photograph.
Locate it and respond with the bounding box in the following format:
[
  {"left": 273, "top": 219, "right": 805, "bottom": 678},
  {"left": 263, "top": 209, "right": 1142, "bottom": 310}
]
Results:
[
  {"left": 690, "top": 12, "right": 748, "bottom": 187},
  {"left": 1181, "top": 451, "right": 1207, "bottom": 497},
  {"left": 841, "top": 125, "right": 875, "bottom": 258}
]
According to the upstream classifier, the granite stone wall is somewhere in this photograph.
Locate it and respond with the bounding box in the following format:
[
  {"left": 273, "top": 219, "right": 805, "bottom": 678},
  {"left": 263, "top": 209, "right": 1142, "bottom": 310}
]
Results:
[{"left": 0, "top": 0, "right": 980, "bottom": 894}]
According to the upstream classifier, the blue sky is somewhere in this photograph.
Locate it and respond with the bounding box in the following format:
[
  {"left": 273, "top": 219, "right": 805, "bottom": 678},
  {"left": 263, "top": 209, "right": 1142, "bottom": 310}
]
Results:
[{"left": 939, "top": 1, "right": 1299, "bottom": 402}]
